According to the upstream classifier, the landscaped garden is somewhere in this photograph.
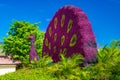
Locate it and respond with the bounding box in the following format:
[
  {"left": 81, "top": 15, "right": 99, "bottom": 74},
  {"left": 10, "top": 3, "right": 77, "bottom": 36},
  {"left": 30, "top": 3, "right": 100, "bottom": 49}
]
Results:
[
  {"left": 0, "top": 20, "right": 120, "bottom": 80},
  {"left": 0, "top": 43, "right": 4, "bottom": 56},
  {"left": 0, "top": 5, "right": 120, "bottom": 80},
  {"left": 0, "top": 44, "right": 120, "bottom": 80}
]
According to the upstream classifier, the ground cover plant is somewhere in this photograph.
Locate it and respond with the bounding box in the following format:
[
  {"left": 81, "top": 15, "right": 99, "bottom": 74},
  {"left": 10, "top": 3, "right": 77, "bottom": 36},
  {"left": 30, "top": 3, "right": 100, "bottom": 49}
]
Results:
[
  {"left": 1, "top": 19, "right": 120, "bottom": 80},
  {"left": 0, "top": 41, "right": 120, "bottom": 80},
  {"left": 3, "top": 21, "right": 44, "bottom": 66}
]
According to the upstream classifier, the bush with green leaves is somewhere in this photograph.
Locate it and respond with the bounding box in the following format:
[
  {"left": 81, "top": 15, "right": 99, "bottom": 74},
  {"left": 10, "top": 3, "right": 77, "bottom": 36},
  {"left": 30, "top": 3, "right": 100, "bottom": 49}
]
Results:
[
  {"left": 82, "top": 42, "right": 120, "bottom": 80},
  {"left": 46, "top": 53, "right": 84, "bottom": 80},
  {"left": 3, "top": 21, "right": 44, "bottom": 66},
  {"left": 0, "top": 53, "right": 84, "bottom": 80},
  {"left": 0, "top": 68, "right": 57, "bottom": 80},
  {"left": 95, "top": 45, "right": 120, "bottom": 79},
  {"left": 0, "top": 46, "right": 120, "bottom": 80},
  {"left": 0, "top": 42, "right": 4, "bottom": 48},
  {"left": 0, "top": 44, "right": 2, "bottom": 48},
  {"left": 1, "top": 38, "right": 120, "bottom": 80}
]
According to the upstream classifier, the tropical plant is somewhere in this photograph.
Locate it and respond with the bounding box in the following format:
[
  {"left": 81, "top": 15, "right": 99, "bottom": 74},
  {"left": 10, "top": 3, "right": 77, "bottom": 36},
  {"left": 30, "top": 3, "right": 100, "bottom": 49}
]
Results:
[
  {"left": 35, "top": 31, "right": 45, "bottom": 58},
  {"left": 28, "top": 55, "right": 52, "bottom": 69},
  {"left": 26, "top": 53, "right": 84, "bottom": 80},
  {"left": 91, "top": 44, "right": 120, "bottom": 79},
  {"left": 110, "top": 39, "right": 120, "bottom": 47},
  {"left": 46, "top": 53, "right": 84, "bottom": 80},
  {"left": 1, "top": 40, "right": 120, "bottom": 80}
]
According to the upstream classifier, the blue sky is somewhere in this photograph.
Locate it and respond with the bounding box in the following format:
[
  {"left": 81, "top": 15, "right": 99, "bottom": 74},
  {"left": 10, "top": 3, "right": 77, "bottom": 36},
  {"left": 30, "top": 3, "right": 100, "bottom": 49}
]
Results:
[{"left": 0, "top": 0, "right": 120, "bottom": 46}]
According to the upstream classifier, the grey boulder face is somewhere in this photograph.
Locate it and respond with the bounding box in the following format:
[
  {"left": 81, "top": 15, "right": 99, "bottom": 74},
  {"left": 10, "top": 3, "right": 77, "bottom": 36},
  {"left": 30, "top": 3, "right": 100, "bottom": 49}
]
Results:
[{"left": 42, "top": 5, "right": 98, "bottom": 66}]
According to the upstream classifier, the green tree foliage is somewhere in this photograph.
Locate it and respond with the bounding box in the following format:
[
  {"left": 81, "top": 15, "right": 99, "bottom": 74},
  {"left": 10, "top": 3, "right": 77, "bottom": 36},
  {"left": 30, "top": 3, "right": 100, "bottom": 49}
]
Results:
[
  {"left": 0, "top": 44, "right": 2, "bottom": 48},
  {"left": 35, "top": 31, "right": 45, "bottom": 58},
  {"left": 3, "top": 21, "right": 44, "bottom": 65},
  {"left": 110, "top": 39, "right": 120, "bottom": 47},
  {"left": 1, "top": 33, "right": 120, "bottom": 80},
  {"left": 0, "top": 45, "right": 120, "bottom": 79}
]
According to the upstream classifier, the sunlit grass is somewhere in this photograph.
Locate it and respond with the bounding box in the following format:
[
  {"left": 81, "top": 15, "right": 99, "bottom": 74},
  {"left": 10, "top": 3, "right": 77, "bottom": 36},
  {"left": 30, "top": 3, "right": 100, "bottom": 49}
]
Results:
[{"left": 0, "top": 44, "right": 120, "bottom": 80}]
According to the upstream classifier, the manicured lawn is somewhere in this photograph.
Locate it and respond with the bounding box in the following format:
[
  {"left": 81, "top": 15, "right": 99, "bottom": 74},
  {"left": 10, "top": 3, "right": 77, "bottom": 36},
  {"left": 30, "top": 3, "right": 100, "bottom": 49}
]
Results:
[{"left": 0, "top": 68, "right": 57, "bottom": 80}]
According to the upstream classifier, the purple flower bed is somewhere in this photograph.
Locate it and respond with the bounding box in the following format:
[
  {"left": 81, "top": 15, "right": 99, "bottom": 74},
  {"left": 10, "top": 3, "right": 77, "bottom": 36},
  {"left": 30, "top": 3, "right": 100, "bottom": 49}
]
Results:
[{"left": 42, "top": 5, "right": 97, "bottom": 66}]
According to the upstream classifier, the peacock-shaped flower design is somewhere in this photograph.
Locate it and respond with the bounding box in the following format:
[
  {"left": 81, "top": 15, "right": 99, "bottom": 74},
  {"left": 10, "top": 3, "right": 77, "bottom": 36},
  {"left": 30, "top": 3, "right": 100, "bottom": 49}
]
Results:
[{"left": 27, "top": 34, "right": 40, "bottom": 61}]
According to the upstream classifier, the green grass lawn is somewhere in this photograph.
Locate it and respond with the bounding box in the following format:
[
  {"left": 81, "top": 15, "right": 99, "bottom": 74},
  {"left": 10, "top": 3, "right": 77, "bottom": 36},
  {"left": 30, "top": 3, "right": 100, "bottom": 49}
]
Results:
[{"left": 0, "top": 68, "right": 57, "bottom": 80}]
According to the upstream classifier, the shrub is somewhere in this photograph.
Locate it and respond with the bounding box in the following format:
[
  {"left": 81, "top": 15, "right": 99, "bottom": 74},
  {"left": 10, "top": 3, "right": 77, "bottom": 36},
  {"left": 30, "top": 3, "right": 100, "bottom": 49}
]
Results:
[{"left": 3, "top": 21, "right": 44, "bottom": 66}]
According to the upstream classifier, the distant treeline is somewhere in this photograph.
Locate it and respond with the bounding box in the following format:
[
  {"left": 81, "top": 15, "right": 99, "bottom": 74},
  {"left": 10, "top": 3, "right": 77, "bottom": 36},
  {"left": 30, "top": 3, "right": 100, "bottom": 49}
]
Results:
[{"left": 0, "top": 42, "right": 3, "bottom": 44}]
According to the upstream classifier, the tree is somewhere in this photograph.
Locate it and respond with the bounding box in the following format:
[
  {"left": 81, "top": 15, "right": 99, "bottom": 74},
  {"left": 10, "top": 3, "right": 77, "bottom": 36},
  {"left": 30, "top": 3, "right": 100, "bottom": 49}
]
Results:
[
  {"left": 3, "top": 21, "right": 44, "bottom": 64},
  {"left": 110, "top": 40, "right": 120, "bottom": 47},
  {"left": 0, "top": 43, "right": 3, "bottom": 48},
  {"left": 116, "top": 41, "right": 120, "bottom": 46}
]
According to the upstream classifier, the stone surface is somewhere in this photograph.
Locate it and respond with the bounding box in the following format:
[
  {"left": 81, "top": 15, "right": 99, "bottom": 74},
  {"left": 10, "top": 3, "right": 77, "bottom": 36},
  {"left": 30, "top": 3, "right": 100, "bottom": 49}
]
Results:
[{"left": 42, "top": 5, "right": 97, "bottom": 66}]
